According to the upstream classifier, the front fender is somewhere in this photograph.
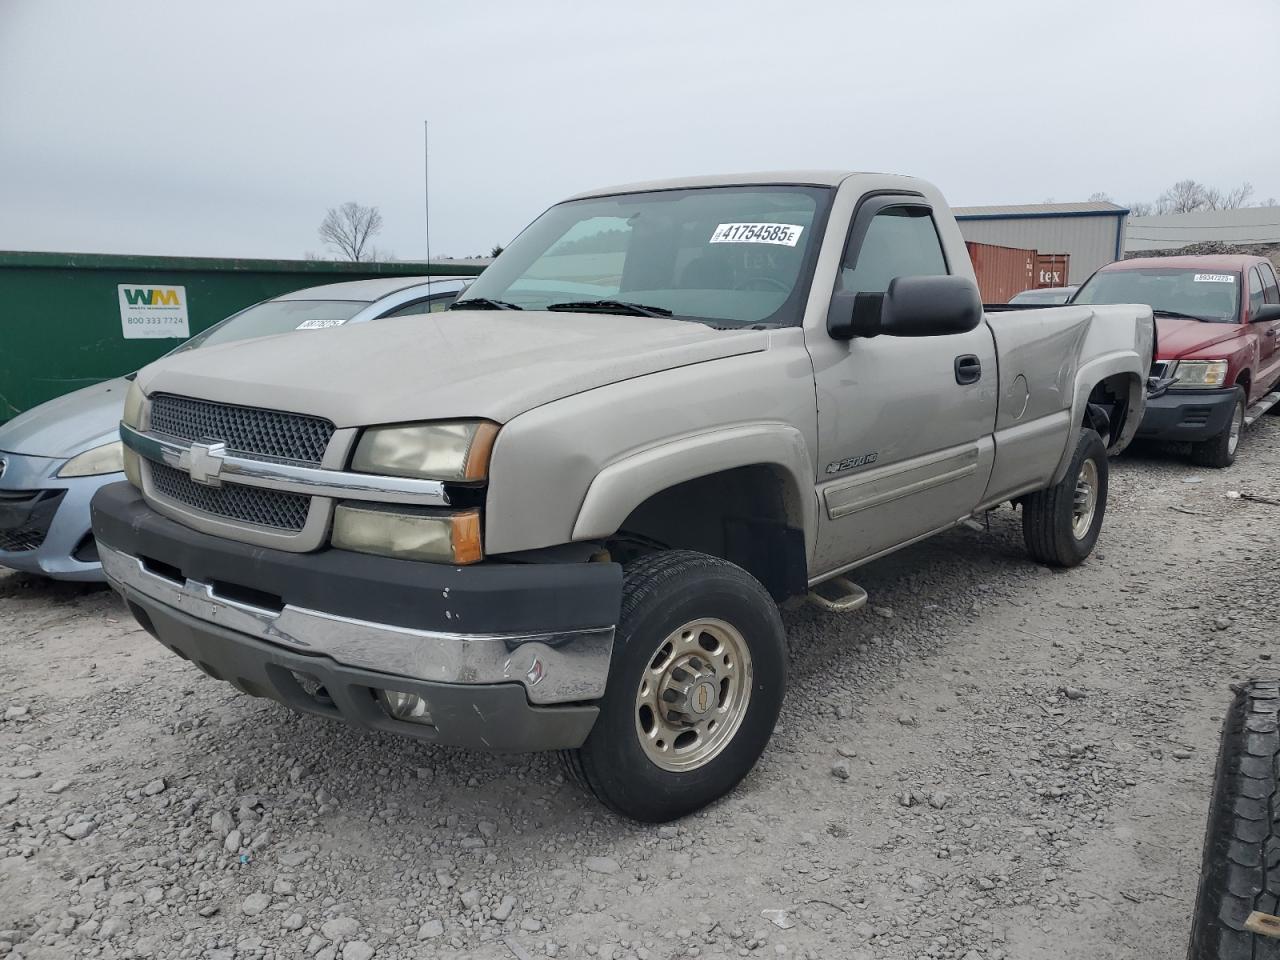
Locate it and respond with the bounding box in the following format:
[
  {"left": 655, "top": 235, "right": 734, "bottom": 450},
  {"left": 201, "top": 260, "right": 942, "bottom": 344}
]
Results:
[
  {"left": 1052, "top": 353, "right": 1147, "bottom": 482},
  {"left": 571, "top": 422, "right": 817, "bottom": 559}
]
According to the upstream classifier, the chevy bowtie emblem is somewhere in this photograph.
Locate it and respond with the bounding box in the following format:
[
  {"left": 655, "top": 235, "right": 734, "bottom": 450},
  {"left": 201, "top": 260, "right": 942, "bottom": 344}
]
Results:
[{"left": 180, "top": 440, "right": 227, "bottom": 487}]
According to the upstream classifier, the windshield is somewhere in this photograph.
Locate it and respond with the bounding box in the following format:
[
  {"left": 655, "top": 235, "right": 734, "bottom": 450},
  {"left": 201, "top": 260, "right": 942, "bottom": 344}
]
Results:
[
  {"left": 165, "top": 299, "right": 370, "bottom": 356},
  {"left": 1010, "top": 288, "right": 1071, "bottom": 305},
  {"left": 458, "top": 185, "right": 833, "bottom": 326},
  {"left": 1073, "top": 268, "right": 1240, "bottom": 323}
]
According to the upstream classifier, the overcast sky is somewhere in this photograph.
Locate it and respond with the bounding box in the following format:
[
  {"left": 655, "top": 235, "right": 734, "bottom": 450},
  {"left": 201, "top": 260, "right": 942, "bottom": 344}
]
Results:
[{"left": 2, "top": 0, "right": 1277, "bottom": 261}]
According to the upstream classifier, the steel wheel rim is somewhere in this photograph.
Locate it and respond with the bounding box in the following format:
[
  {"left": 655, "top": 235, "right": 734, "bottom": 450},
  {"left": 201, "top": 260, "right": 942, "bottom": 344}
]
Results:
[
  {"left": 634, "top": 618, "right": 753, "bottom": 772},
  {"left": 1228, "top": 403, "right": 1243, "bottom": 455},
  {"left": 1072, "top": 458, "right": 1098, "bottom": 539}
]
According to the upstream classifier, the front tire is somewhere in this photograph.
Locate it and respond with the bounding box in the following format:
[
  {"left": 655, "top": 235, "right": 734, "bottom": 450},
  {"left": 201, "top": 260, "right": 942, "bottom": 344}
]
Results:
[
  {"left": 1022, "top": 428, "right": 1108, "bottom": 567},
  {"left": 559, "top": 550, "right": 786, "bottom": 822},
  {"left": 1191, "top": 386, "right": 1245, "bottom": 469}
]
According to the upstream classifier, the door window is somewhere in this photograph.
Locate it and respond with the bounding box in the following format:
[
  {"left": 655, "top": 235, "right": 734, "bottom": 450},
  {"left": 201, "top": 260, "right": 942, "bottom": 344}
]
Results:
[
  {"left": 1248, "top": 267, "right": 1266, "bottom": 317},
  {"left": 1258, "top": 262, "right": 1280, "bottom": 304},
  {"left": 380, "top": 293, "right": 458, "bottom": 318},
  {"left": 839, "top": 207, "right": 948, "bottom": 295}
]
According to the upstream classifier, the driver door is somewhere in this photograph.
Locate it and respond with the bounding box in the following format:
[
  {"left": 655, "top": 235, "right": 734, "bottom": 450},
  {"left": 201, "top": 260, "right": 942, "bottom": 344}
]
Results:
[{"left": 805, "top": 199, "right": 998, "bottom": 576}]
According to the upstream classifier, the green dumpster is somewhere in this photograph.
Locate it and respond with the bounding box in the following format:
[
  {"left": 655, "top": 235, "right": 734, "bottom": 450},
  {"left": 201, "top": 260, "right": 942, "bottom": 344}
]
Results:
[{"left": 0, "top": 251, "right": 482, "bottom": 423}]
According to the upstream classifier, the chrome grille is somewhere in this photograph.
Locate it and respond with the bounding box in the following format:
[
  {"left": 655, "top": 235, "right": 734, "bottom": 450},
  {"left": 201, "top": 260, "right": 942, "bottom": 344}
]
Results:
[
  {"left": 150, "top": 462, "right": 310, "bottom": 531},
  {"left": 149, "top": 394, "right": 334, "bottom": 465}
]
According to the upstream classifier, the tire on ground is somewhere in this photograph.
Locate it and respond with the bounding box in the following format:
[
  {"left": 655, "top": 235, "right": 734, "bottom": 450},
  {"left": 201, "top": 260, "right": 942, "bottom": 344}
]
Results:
[
  {"left": 1021, "top": 427, "right": 1107, "bottom": 568},
  {"left": 559, "top": 550, "right": 786, "bottom": 822},
  {"left": 1188, "top": 681, "right": 1280, "bottom": 960},
  {"left": 1191, "top": 386, "right": 1246, "bottom": 469}
]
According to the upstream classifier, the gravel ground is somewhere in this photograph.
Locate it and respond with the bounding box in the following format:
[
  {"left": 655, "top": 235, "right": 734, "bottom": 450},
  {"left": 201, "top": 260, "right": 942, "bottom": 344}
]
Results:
[{"left": 3, "top": 418, "right": 1279, "bottom": 960}]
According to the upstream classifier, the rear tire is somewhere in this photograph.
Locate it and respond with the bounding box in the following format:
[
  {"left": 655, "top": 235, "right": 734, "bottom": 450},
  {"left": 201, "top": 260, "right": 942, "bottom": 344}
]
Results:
[
  {"left": 1187, "top": 681, "right": 1280, "bottom": 960},
  {"left": 1191, "top": 386, "right": 1246, "bottom": 468},
  {"left": 1021, "top": 428, "right": 1107, "bottom": 567},
  {"left": 559, "top": 550, "right": 786, "bottom": 822}
]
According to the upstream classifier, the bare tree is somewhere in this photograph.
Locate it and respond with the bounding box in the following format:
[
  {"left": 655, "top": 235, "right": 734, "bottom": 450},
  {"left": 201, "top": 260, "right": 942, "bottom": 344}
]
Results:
[
  {"left": 1156, "top": 180, "right": 1208, "bottom": 215},
  {"left": 1204, "top": 182, "right": 1254, "bottom": 210},
  {"left": 1088, "top": 192, "right": 1115, "bottom": 204},
  {"left": 489, "top": 244, "right": 504, "bottom": 258},
  {"left": 1261, "top": 197, "right": 1280, "bottom": 208},
  {"left": 318, "top": 202, "right": 384, "bottom": 261},
  {"left": 1128, "top": 201, "right": 1154, "bottom": 217}
]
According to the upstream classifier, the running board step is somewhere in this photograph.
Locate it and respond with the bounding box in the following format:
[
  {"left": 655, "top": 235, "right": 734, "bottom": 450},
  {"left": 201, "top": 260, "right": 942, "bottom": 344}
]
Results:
[
  {"left": 1245, "top": 391, "right": 1280, "bottom": 427},
  {"left": 807, "top": 576, "right": 868, "bottom": 613}
]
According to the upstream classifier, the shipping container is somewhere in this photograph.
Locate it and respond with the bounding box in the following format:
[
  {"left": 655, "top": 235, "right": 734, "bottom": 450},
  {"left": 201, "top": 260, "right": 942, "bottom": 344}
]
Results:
[
  {"left": 0, "top": 252, "right": 483, "bottom": 423},
  {"left": 964, "top": 241, "right": 1035, "bottom": 303},
  {"left": 1034, "top": 253, "right": 1070, "bottom": 289}
]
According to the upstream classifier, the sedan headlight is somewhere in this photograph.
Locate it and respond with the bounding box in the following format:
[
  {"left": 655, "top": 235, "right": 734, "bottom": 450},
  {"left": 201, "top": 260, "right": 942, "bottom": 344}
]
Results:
[
  {"left": 58, "top": 441, "right": 125, "bottom": 478},
  {"left": 332, "top": 503, "right": 483, "bottom": 564},
  {"left": 1172, "top": 360, "right": 1229, "bottom": 389},
  {"left": 352, "top": 421, "right": 498, "bottom": 482}
]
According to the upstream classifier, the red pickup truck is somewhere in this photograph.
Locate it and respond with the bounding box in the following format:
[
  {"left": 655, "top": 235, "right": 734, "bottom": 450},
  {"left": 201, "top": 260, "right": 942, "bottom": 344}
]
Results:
[{"left": 1072, "top": 254, "right": 1280, "bottom": 467}]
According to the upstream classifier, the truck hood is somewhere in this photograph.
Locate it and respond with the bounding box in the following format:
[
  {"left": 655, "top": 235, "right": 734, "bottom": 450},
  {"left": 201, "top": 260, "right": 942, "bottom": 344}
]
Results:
[
  {"left": 0, "top": 377, "right": 130, "bottom": 459},
  {"left": 1156, "top": 317, "right": 1243, "bottom": 361},
  {"left": 135, "top": 311, "right": 770, "bottom": 427}
]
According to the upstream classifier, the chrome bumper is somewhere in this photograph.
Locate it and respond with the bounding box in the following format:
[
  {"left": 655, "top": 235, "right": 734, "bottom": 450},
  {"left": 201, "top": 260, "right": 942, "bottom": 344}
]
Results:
[{"left": 100, "top": 541, "right": 614, "bottom": 704}]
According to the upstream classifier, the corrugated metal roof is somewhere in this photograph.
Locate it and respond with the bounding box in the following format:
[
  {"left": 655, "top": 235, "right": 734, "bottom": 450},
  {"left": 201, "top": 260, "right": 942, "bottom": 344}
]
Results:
[
  {"left": 1125, "top": 207, "right": 1280, "bottom": 251},
  {"left": 954, "top": 201, "right": 1128, "bottom": 218}
]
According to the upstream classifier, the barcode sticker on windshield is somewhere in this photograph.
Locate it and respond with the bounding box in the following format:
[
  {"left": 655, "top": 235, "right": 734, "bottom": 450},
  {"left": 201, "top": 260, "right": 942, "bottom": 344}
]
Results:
[
  {"left": 296, "top": 319, "right": 346, "bottom": 330},
  {"left": 709, "top": 223, "right": 804, "bottom": 247},
  {"left": 1194, "top": 273, "right": 1234, "bottom": 283}
]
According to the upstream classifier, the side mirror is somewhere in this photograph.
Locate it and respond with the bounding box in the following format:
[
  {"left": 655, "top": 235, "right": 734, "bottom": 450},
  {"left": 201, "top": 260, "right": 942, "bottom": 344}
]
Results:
[
  {"left": 1252, "top": 303, "right": 1280, "bottom": 323},
  {"left": 827, "top": 275, "right": 983, "bottom": 340}
]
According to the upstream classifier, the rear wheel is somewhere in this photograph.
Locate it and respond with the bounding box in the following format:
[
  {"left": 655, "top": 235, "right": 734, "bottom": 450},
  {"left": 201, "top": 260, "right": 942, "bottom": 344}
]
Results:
[
  {"left": 1021, "top": 428, "right": 1107, "bottom": 567},
  {"left": 559, "top": 550, "right": 786, "bottom": 822},
  {"left": 1191, "top": 386, "right": 1246, "bottom": 468}
]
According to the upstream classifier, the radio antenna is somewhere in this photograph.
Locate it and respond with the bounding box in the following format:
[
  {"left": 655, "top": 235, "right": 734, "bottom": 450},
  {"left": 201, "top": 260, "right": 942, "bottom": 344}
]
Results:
[{"left": 423, "top": 120, "right": 432, "bottom": 272}]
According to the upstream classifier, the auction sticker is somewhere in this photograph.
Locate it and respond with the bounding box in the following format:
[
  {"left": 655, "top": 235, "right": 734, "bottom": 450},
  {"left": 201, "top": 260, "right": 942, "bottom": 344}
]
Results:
[
  {"left": 296, "top": 318, "right": 346, "bottom": 330},
  {"left": 117, "top": 284, "right": 190, "bottom": 339},
  {"left": 1194, "top": 273, "right": 1235, "bottom": 283},
  {"left": 710, "top": 222, "right": 804, "bottom": 246}
]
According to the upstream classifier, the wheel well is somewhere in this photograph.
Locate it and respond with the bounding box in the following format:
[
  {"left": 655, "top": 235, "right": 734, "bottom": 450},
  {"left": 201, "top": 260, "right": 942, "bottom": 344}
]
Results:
[
  {"left": 607, "top": 464, "right": 808, "bottom": 602},
  {"left": 1236, "top": 369, "right": 1251, "bottom": 395},
  {"left": 1087, "top": 372, "right": 1140, "bottom": 452}
]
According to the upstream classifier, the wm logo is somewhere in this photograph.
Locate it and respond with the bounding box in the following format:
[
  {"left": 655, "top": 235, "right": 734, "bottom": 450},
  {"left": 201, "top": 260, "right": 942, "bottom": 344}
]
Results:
[{"left": 123, "top": 288, "right": 180, "bottom": 306}]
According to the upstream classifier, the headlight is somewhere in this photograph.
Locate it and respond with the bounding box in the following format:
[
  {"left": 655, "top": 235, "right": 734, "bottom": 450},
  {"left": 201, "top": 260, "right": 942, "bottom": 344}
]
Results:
[
  {"left": 58, "top": 441, "right": 125, "bottom": 478},
  {"left": 122, "top": 379, "right": 145, "bottom": 429},
  {"left": 1172, "top": 360, "right": 1229, "bottom": 389},
  {"left": 332, "top": 503, "right": 482, "bottom": 564},
  {"left": 351, "top": 421, "right": 498, "bottom": 481}
]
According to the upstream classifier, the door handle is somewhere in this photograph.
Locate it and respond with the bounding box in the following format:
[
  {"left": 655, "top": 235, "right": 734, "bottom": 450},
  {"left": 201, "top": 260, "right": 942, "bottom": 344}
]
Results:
[{"left": 954, "top": 354, "right": 982, "bottom": 385}]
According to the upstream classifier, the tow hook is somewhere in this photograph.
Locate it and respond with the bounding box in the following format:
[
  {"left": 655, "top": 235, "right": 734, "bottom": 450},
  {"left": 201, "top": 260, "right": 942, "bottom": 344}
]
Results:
[{"left": 807, "top": 575, "right": 868, "bottom": 613}]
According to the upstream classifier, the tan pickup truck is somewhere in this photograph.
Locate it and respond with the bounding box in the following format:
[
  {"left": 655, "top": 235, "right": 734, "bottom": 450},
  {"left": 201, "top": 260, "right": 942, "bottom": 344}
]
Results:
[{"left": 92, "top": 171, "right": 1153, "bottom": 820}]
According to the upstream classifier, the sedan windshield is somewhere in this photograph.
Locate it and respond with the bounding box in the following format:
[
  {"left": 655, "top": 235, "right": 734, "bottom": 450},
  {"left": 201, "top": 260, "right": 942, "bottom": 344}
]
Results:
[
  {"left": 165, "top": 299, "right": 370, "bottom": 356},
  {"left": 457, "top": 185, "right": 833, "bottom": 327},
  {"left": 1073, "top": 268, "right": 1240, "bottom": 323}
]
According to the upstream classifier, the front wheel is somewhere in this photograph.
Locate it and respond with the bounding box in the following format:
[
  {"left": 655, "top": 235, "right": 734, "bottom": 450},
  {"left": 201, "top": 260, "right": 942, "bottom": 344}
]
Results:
[
  {"left": 559, "top": 550, "right": 786, "bottom": 822},
  {"left": 1191, "top": 386, "right": 1246, "bottom": 469},
  {"left": 1021, "top": 428, "right": 1108, "bottom": 567}
]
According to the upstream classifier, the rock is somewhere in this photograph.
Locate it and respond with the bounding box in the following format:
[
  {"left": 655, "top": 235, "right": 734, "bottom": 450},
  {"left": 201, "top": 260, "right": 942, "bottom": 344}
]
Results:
[
  {"left": 198, "top": 905, "right": 220, "bottom": 918},
  {"left": 459, "top": 889, "right": 481, "bottom": 909},
  {"left": 63, "top": 821, "right": 96, "bottom": 840},
  {"left": 1213, "top": 616, "right": 1232, "bottom": 631},
  {"left": 898, "top": 791, "right": 914, "bottom": 808},
  {"left": 6, "top": 768, "right": 39, "bottom": 780},
  {"left": 872, "top": 606, "right": 894, "bottom": 619},
  {"left": 210, "top": 810, "right": 235, "bottom": 838},
  {"left": 142, "top": 778, "right": 166, "bottom": 796},
  {"left": 1061, "top": 686, "right": 1087, "bottom": 700},
  {"left": 417, "top": 919, "right": 444, "bottom": 939},
  {"left": 45, "top": 779, "right": 72, "bottom": 795},
  {"left": 97, "top": 917, "right": 129, "bottom": 940},
  {"left": 585, "top": 856, "right": 620, "bottom": 875},
  {"left": 494, "top": 895, "right": 517, "bottom": 921},
  {"left": 836, "top": 744, "right": 858, "bottom": 758},
  {"left": 322, "top": 917, "right": 361, "bottom": 941},
  {"left": 761, "top": 909, "right": 795, "bottom": 930},
  {"left": 284, "top": 913, "right": 304, "bottom": 931},
  {"left": 224, "top": 829, "right": 242, "bottom": 853},
  {"left": 831, "top": 760, "right": 852, "bottom": 780},
  {"left": 4, "top": 706, "right": 29, "bottom": 721},
  {"left": 274, "top": 878, "right": 296, "bottom": 896},
  {"left": 1173, "top": 748, "right": 1192, "bottom": 760},
  {"left": 904, "top": 874, "right": 930, "bottom": 893},
  {"left": 897, "top": 713, "right": 917, "bottom": 727},
  {"left": 929, "top": 792, "right": 950, "bottom": 810},
  {"left": 342, "top": 942, "right": 375, "bottom": 960},
  {"left": 478, "top": 820, "right": 498, "bottom": 840},
  {"left": 241, "top": 893, "right": 271, "bottom": 916},
  {"left": 521, "top": 917, "right": 544, "bottom": 932},
  {"left": 978, "top": 877, "right": 996, "bottom": 891}
]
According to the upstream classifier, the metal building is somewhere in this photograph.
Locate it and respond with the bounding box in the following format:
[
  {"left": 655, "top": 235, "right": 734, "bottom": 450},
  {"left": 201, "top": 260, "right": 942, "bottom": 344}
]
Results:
[
  {"left": 952, "top": 201, "right": 1129, "bottom": 284},
  {"left": 1125, "top": 207, "right": 1280, "bottom": 253}
]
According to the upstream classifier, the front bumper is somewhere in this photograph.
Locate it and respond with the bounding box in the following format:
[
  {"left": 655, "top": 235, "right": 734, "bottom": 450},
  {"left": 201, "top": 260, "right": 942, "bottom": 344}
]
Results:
[
  {"left": 92, "top": 482, "right": 623, "bottom": 751},
  {"left": 1135, "top": 387, "right": 1238, "bottom": 442},
  {"left": 0, "top": 449, "right": 116, "bottom": 581}
]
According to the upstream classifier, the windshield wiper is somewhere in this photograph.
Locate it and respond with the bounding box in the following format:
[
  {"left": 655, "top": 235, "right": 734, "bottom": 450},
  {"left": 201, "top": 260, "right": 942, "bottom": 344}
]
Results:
[
  {"left": 448, "top": 297, "right": 523, "bottom": 311},
  {"left": 1152, "top": 308, "right": 1210, "bottom": 322},
  {"left": 545, "top": 299, "right": 673, "bottom": 318}
]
